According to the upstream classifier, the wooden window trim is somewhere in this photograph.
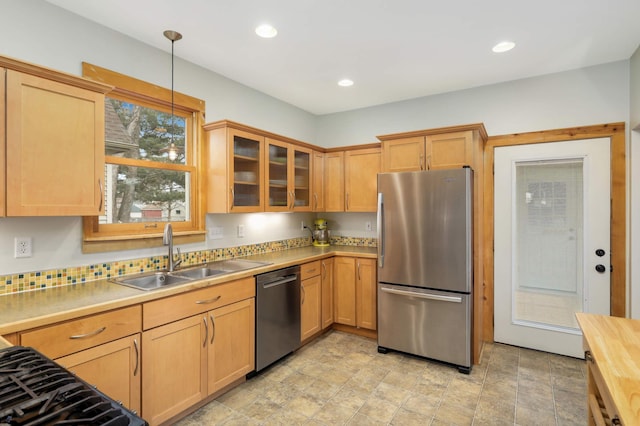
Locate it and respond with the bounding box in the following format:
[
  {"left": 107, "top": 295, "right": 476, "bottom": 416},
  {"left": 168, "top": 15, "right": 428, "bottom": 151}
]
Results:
[{"left": 81, "top": 63, "right": 206, "bottom": 253}]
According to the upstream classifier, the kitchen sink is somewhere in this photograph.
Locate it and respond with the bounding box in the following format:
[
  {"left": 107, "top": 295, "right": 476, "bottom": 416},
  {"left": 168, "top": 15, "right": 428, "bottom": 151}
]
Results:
[
  {"left": 112, "top": 271, "right": 192, "bottom": 291},
  {"left": 171, "top": 267, "right": 227, "bottom": 280},
  {"left": 110, "top": 258, "right": 272, "bottom": 291}
]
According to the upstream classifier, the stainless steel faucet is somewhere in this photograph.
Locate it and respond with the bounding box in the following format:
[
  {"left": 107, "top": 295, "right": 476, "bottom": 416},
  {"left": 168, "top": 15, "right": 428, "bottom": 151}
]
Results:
[{"left": 163, "top": 223, "right": 182, "bottom": 272}]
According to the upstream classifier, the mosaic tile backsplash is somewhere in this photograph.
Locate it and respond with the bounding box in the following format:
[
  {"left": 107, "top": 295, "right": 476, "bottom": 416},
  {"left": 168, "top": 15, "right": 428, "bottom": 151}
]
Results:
[{"left": 0, "top": 236, "right": 377, "bottom": 295}]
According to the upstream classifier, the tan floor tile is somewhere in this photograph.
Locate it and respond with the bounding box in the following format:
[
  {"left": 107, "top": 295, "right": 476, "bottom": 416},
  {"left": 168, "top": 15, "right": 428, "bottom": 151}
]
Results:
[
  {"left": 286, "top": 393, "right": 325, "bottom": 417},
  {"left": 347, "top": 412, "right": 387, "bottom": 425},
  {"left": 390, "top": 407, "right": 434, "bottom": 425},
  {"left": 304, "top": 377, "right": 342, "bottom": 401},
  {"left": 358, "top": 395, "right": 400, "bottom": 423},
  {"left": 262, "top": 408, "right": 309, "bottom": 425},
  {"left": 474, "top": 394, "right": 516, "bottom": 423},
  {"left": 434, "top": 400, "right": 475, "bottom": 425},
  {"left": 402, "top": 392, "right": 440, "bottom": 417},
  {"left": 371, "top": 381, "right": 412, "bottom": 405},
  {"left": 382, "top": 369, "right": 419, "bottom": 390},
  {"left": 515, "top": 404, "right": 557, "bottom": 426},
  {"left": 312, "top": 400, "right": 358, "bottom": 424},
  {"left": 216, "top": 385, "right": 259, "bottom": 410},
  {"left": 239, "top": 397, "right": 283, "bottom": 422},
  {"left": 331, "top": 386, "right": 368, "bottom": 412}
]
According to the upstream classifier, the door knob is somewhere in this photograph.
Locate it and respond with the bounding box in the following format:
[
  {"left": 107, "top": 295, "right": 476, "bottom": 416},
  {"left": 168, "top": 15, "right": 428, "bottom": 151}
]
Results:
[
  {"left": 595, "top": 249, "right": 606, "bottom": 257},
  {"left": 595, "top": 264, "right": 606, "bottom": 273}
]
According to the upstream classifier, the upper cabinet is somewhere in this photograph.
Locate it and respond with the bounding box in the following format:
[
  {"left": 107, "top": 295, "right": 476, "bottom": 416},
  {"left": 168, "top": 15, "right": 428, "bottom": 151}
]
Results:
[
  {"left": 325, "top": 147, "right": 381, "bottom": 213},
  {"left": 265, "top": 138, "right": 312, "bottom": 212},
  {"left": 0, "top": 56, "right": 111, "bottom": 216},
  {"left": 379, "top": 124, "right": 488, "bottom": 172},
  {"left": 312, "top": 151, "right": 325, "bottom": 211},
  {"left": 205, "top": 122, "right": 265, "bottom": 213}
]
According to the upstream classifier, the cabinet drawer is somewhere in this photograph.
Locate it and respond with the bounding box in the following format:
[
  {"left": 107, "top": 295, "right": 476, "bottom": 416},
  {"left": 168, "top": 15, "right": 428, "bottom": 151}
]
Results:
[
  {"left": 301, "top": 261, "right": 321, "bottom": 280},
  {"left": 143, "top": 277, "right": 255, "bottom": 330},
  {"left": 20, "top": 306, "right": 141, "bottom": 359}
]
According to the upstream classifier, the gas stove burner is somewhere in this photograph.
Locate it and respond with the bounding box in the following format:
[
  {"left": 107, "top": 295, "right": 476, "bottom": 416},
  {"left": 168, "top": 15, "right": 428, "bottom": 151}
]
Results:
[{"left": 0, "top": 346, "right": 146, "bottom": 426}]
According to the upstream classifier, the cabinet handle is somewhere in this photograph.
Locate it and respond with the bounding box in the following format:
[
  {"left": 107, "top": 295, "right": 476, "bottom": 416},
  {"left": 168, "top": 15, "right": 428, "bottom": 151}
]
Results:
[
  {"left": 196, "top": 295, "right": 222, "bottom": 304},
  {"left": 301, "top": 283, "right": 306, "bottom": 304},
  {"left": 426, "top": 155, "right": 432, "bottom": 170},
  {"left": 322, "top": 261, "right": 327, "bottom": 279},
  {"left": 98, "top": 179, "right": 103, "bottom": 212},
  {"left": 230, "top": 187, "right": 235, "bottom": 210},
  {"left": 210, "top": 314, "right": 216, "bottom": 344},
  {"left": 133, "top": 338, "right": 139, "bottom": 376},
  {"left": 419, "top": 154, "right": 424, "bottom": 170},
  {"left": 585, "top": 350, "right": 594, "bottom": 363},
  {"left": 69, "top": 326, "right": 106, "bottom": 340},
  {"left": 346, "top": 193, "right": 349, "bottom": 210},
  {"left": 357, "top": 260, "right": 361, "bottom": 280},
  {"left": 314, "top": 193, "right": 318, "bottom": 210},
  {"left": 202, "top": 317, "right": 208, "bottom": 347}
]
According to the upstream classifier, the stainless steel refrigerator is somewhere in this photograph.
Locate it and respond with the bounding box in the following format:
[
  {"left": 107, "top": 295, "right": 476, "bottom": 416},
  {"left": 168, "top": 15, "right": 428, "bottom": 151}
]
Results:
[{"left": 377, "top": 167, "right": 473, "bottom": 373}]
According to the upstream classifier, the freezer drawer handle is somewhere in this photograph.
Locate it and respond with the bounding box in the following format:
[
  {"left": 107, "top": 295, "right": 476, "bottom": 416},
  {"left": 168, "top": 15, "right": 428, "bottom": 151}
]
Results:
[
  {"left": 262, "top": 274, "right": 298, "bottom": 289},
  {"left": 381, "top": 287, "right": 463, "bottom": 303}
]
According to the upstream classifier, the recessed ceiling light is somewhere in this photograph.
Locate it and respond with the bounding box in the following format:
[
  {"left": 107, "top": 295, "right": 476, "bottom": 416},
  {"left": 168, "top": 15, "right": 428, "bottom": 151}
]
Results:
[
  {"left": 492, "top": 41, "right": 515, "bottom": 53},
  {"left": 338, "top": 79, "right": 354, "bottom": 87},
  {"left": 255, "top": 24, "right": 277, "bottom": 38}
]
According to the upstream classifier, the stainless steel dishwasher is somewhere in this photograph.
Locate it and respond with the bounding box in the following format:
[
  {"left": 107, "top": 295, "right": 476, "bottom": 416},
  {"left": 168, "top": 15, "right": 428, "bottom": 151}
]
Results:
[{"left": 255, "top": 265, "right": 301, "bottom": 372}]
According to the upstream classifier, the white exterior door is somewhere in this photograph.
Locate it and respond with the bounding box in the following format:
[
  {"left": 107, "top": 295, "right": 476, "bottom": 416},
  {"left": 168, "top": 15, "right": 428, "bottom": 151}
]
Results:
[{"left": 494, "top": 138, "right": 611, "bottom": 358}]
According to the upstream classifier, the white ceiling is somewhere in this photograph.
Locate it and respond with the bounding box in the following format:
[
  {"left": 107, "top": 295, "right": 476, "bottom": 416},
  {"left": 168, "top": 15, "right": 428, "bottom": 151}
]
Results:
[{"left": 46, "top": 0, "right": 640, "bottom": 115}]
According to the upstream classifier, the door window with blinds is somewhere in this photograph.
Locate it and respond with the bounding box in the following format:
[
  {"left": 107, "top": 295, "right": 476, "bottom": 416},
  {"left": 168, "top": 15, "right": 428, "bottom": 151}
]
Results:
[{"left": 514, "top": 159, "right": 584, "bottom": 330}]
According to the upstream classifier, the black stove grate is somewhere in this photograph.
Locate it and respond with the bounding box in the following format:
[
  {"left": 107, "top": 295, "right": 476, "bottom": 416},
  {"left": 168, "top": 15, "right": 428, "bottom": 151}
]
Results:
[{"left": 0, "top": 346, "right": 146, "bottom": 426}]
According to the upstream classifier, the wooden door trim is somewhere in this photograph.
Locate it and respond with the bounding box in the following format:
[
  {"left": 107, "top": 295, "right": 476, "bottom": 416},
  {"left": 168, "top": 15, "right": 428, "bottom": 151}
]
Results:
[{"left": 483, "top": 122, "right": 626, "bottom": 342}]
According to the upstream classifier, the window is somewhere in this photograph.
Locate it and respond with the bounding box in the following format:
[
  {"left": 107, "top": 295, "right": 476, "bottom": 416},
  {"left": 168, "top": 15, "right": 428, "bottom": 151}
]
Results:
[{"left": 82, "top": 63, "right": 206, "bottom": 252}]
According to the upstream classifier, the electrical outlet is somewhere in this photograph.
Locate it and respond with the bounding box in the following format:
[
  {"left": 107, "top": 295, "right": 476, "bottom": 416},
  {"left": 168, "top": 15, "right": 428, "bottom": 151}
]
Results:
[
  {"left": 365, "top": 221, "right": 372, "bottom": 231},
  {"left": 237, "top": 224, "right": 245, "bottom": 238},
  {"left": 209, "top": 226, "right": 224, "bottom": 240},
  {"left": 15, "top": 237, "right": 32, "bottom": 258},
  {"left": 301, "top": 221, "right": 305, "bottom": 230}
]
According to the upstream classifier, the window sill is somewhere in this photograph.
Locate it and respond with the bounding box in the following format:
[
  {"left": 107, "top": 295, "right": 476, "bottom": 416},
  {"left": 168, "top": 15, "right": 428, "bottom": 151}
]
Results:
[{"left": 82, "top": 230, "right": 206, "bottom": 254}]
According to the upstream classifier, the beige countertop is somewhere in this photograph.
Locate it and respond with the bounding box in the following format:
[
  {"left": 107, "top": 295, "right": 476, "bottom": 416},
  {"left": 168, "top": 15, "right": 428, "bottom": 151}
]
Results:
[{"left": 0, "top": 245, "right": 376, "bottom": 336}]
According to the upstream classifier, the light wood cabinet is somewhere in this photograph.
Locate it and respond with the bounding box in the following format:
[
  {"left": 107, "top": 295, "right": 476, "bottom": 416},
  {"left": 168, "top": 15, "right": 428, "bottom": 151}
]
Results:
[
  {"left": 378, "top": 123, "right": 487, "bottom": 363},
  {"left": 334, "top": 257, "right": 376, "bottom": 330},
  {"left": 324, "top": 151, "right": 345, "bottom": 212},
  {"left": 265, "top": 138, "right": 312, "bottom": 212},
  {"left": 345, "top": 148, "right": 381, "bottom": 212},
  {"left": 205, "top": 123, "right": 265, "bottom": 213},
  {"left": 301, "top": 274, "right": 322, "bottom": 341},
  {"left": 56, "top": 334, "right": 141, "bottom": 414},
  {"left": 207, "top": 298, "right": 255, "bottom": 395},
  {"left": 321, "top": 258, "right": 335, "bottom": 329},
  {"left": 142, "top": 314, "right": 206, "bottom": 426},
  {"left": 142, "top": 277, "right": 255, "bottom": 425},
  {"left": 19, "top": 306, "right": 142, "bottom": 413},
  {"left": 0, "top": 56, "right": 111, "bottom": 217},
  {"left": 312, "top": 151, "right": 325, "bottom": 211}
]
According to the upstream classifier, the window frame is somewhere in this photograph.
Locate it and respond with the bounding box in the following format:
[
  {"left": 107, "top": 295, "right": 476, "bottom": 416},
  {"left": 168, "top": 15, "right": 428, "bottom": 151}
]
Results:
[{"left": 81, "top": 63, "right": 206, "bottom": 253}]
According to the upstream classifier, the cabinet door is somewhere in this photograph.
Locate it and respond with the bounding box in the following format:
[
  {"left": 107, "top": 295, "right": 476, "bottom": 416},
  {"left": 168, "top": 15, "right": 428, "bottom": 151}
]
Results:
[
  {"left": 207, "top": 298, "right": 255, "bottom": 394},
  {"left": 426, "top": 131, "right": 473, "bottom": 170},
  {"left": 321, "top": 258, "right": 335, "bottom": 329},
  {"left": 301, "top": 275, "right": 322, "bottom": 341},
  {"left": 312, "top": 151, "right": 325, "bottom": 211},
  {"left": 56, "top": 334, "right": 141, "bottom": 414},
  {"left": 291, "top": 145, "right": 312, "bottom": 211},
  {"left": 0, "top": 68, "right": 5, "bottom": 217},
  {"left": 142, "top": 315, "right": 207, "bottom": 426},
  {"left": 5, "top": 70, "right": 105, "bottom": 216},
  {"left": 324, "top": 151, "right": 345, "bottom": 211},
  {"left": 382, "top": 137, "right": 425, "bottom": 172},
  {"left": 265, "top": 138, "right": 290, "bottom": 211},
  {"left": 334, "top": 257, "right": 356, "bottom": 326},
  {"left": 344, "top": 148, "right": 381, "bottom": 212},
  {"left": 356, "top": 258, "right": 377, "bottom": 330},
  {"left": 228, "top": 128, "right": 264, "bottom": 212}
]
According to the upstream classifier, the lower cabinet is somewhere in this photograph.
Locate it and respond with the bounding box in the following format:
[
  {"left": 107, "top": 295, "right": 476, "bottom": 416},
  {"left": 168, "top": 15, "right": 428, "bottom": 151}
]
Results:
[
  {"left": 56, "top": 334, "right": 142, "bottom": 414},
  {"left": 321, "top": 258, "right": 335, "bottom": 329},
  {"left": 141, "top": 278, "right": 255, "bottom": 426},
  {"left": 301, "top": 274, "right": 322, "bottom": 341},
  {"left": 334, "top": 257, "right": 377, "bottom": 330}
]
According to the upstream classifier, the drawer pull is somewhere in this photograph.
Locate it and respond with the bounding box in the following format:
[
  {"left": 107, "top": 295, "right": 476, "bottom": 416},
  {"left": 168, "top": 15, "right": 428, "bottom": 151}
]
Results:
[
  {"left": 69, "top": 326, "right": 106, "bottom": 340},
  {"left": 196, "top": 295, "right": 222, "bottom": 305},
  {"left": 307, "top": 268, "right": 316, "bottom": 274}
]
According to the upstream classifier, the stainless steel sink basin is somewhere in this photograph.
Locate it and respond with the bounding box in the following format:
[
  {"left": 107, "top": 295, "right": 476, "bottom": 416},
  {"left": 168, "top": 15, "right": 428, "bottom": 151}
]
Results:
[
  {"left": 110, "top": 258, "right": 272, "bottom": 291},
  {"left": 113, "top": 271, "right": 192, "bottom": 291},
  {"left": 172, "top": 268, "right": 227, "bottom": 280}
]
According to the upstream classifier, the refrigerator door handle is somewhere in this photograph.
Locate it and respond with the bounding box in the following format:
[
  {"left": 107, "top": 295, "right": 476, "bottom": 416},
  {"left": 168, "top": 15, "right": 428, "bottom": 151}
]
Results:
[
  {"left": 377, "top": 192, "right": 384, "bottom": 268},
  {"left": 380, "top": 287, "right": 463, "bottom": 303}
]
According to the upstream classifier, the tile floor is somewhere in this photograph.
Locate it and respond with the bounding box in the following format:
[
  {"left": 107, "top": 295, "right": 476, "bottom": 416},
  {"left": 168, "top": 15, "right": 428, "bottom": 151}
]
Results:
[{"left": 176, "top": 330, "right": 586, "bottom": 425}]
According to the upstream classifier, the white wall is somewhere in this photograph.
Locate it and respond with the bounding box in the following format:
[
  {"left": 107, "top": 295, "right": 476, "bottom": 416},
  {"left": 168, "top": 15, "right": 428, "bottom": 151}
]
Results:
[
  {"left": 316, "top": 61, "right": 629, "bottom": 148},
  {"left": 630, "top": 45, "right": 640, "bottom": 318}
]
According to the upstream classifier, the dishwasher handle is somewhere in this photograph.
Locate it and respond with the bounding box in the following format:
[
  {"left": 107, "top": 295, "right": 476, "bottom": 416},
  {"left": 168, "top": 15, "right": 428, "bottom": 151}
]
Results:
[{"left": 261, "top": 274, "right": 298, "bottom": 289}]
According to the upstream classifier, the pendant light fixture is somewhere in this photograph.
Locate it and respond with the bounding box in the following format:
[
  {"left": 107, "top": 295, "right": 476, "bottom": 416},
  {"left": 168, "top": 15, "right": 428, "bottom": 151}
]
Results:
[{"left": 164, "top": 29, "right": 182, "bottom": 161}]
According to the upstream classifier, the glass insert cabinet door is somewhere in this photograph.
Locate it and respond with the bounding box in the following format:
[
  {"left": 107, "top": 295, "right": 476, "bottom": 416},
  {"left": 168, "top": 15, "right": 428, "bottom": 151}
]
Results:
[
  {"left": 265, "top": 139, "right": 312, "bottom": 212},
  {"left": 231, "top": 133, "right": 263, "bottom": 211}
]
